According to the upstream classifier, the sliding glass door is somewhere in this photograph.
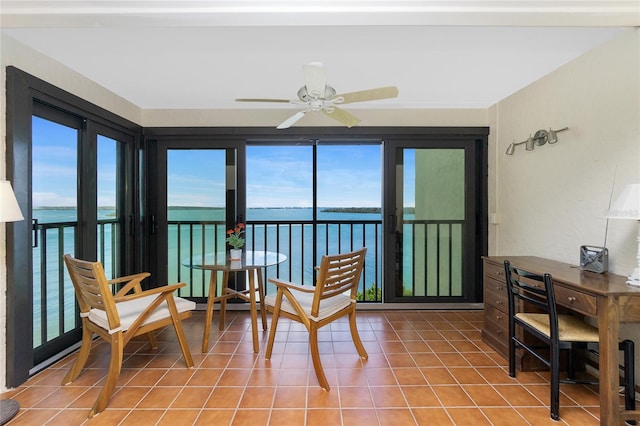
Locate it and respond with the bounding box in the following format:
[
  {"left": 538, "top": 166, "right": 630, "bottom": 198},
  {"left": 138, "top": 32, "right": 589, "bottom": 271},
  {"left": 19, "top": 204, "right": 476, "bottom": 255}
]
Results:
[
  {"left": 31, "top": 109, "right": 82, "bottom": 364},
  {"left": 384, "top": 139, "right": 481, "bottom": 304},
  {"left": 145, "top": 139, "right": 242, "bottom": 301}
]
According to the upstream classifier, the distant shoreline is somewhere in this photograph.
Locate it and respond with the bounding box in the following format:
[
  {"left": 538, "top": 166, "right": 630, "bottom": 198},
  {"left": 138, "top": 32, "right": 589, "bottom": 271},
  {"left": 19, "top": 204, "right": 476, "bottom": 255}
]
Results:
[
  {"left": 35, "top": 206, "right": 383, "bottom": 213},
  {"left": 321, "top": 207, "right": 381, "bottom": 213}
]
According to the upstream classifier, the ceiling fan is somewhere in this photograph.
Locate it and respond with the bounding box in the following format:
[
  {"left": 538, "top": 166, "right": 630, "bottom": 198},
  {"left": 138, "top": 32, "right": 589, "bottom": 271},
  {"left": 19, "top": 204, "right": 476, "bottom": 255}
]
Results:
[{"left": 235, "top": 62, "right": 399, "bottom": 129}]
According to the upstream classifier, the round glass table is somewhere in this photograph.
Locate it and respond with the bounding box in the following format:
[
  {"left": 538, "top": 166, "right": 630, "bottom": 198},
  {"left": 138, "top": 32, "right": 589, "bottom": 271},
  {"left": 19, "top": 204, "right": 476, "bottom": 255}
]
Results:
[{"left": 183, "top": 250, "right": 287, "bottom": 353}]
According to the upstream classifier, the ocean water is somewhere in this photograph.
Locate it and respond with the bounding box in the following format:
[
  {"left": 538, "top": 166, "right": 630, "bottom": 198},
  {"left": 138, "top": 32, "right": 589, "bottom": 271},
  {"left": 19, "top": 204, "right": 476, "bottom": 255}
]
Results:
[{"left": 166, "top": 207, "right": 385, "bottom": 298}]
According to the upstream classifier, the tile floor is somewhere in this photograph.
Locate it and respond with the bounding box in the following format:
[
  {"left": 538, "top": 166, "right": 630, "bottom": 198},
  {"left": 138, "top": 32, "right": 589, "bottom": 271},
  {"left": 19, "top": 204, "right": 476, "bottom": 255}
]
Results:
[{"left": 2, "top": 309, "right": 610, "bottom": 425}]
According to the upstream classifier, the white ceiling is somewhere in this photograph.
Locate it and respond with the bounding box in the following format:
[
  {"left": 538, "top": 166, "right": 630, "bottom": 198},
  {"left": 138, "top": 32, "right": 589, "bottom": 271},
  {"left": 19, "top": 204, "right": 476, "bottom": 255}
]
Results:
[{"left": 1, "top": 1, "right": 637, "bottom": 110}]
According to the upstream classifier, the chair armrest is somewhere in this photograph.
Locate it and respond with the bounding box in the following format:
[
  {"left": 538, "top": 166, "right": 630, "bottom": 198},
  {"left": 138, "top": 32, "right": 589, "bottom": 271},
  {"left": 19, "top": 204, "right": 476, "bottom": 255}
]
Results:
[
  {"left": 114, "top": 282, "right": 187, "bottom": 302},
  {"left": 268, "top": 278, "right": 315, "bottom": 293},
  {"left": 108, "top": 272, "right": 150, "bottom": 285},
  {"left": 109, "top": 272, "right": 151, "bottom": 297}
]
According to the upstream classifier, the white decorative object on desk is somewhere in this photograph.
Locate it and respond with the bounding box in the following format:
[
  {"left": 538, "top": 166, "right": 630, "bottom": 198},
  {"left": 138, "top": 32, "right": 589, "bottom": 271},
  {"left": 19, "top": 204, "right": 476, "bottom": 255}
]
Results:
[{"left": 606, "top": 183, "right": 640, "bottom": 286}]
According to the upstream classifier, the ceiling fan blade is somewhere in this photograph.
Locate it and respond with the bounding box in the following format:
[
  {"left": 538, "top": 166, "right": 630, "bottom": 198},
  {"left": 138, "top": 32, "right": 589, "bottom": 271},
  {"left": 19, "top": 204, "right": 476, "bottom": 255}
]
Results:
[
  {"left": 323, "top": 106, "right": 361, "bottom": 128},
  {"left": 333, "top": 86, "right": 399, "bottom": 104},
  {"left": 277, "top": 110, "right": 307, "bottom": 129},
  {"left": 235, "top": 98, "right": 291, "bottom": 103},
  {"left": 303, "top": 62, "right": 326, "bottom": 98}
]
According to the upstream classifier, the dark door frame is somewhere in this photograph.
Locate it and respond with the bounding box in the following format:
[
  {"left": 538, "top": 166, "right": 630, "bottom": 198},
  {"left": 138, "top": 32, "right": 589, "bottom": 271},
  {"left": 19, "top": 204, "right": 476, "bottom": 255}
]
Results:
[
  {"left": 383, "top": 136, "right": 486, "bottom": 303},
  {"left": 4, "top": 67, "right": 142, "bottom": 387},
  {"left": 144, "top": 127, "right": 488, "bottom": 304},
  {"left": 143, "top": 136, "right": 246, "bottom": 288}
]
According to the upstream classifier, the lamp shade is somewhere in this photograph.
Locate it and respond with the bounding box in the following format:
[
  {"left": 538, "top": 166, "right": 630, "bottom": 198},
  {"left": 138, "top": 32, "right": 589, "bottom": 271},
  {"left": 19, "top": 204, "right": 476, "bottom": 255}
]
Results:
[
  {"left": 0, "top": 180, "right": 24, "bottom": 222},
  {"left": 606, "top": 184, "right": 640, "bottom": 220}
]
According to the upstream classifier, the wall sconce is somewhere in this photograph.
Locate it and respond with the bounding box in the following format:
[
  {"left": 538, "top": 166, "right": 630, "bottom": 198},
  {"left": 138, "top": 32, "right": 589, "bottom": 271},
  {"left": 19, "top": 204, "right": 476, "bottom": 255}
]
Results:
[{"left": 505, "top": 127, "right": 569, "bottom": 155}]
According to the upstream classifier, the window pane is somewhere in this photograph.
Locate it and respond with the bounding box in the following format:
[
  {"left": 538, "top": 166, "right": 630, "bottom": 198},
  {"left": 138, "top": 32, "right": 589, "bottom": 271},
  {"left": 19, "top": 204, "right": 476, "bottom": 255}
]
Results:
[
  {"left": 168, "top": 149, "right": 227, "bottom": 297},
  {"left": 31, "top": 115, "right": 78, "bottom": 346},
  {"left": 97, "top": 135, "right": 120, "bottom": 279}
]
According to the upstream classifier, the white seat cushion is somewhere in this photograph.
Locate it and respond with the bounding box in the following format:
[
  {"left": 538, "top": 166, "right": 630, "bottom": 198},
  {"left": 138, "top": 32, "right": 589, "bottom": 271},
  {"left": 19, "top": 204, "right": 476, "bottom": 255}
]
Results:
[
  {"left": 88, "top": 295, "right": 195, "bottom": 334},
  {"left": 265, "top": 289, "right": 353, "bottom": 322}
]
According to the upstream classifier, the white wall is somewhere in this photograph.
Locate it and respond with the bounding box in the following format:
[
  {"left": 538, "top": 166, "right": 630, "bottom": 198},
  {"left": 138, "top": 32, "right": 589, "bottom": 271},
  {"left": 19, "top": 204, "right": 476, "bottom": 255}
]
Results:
[
  {"left": 491, "top": 28, "right": 640, "bottom": 370},
  {"left": 492, "top": 28, "right": 639, "bottom": 273},
  {"left": 141, "top": 108, "right": 488, "bottom": 127}
]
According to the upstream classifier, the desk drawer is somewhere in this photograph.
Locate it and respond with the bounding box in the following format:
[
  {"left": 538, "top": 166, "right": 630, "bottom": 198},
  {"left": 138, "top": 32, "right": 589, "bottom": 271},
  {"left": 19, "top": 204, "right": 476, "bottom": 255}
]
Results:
[
  {"left": 555, "top": 285, "right": 597, "bottom": 317},
  {"left": 484, "top": 276, "right": 508, "bottom": 312},
  {"left": 484, "top": 261, "right": 505, "bottom": 282},
  {"left": 484, "top": 303, "right": 509, "bottom": 338}
]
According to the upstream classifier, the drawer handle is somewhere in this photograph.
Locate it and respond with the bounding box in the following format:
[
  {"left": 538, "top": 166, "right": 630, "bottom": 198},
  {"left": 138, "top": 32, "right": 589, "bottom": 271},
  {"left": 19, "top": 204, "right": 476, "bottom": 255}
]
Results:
[
  {"left": 496, "top": 300, "right": 503, "bottom": 305},
  {"left": 495, "top": 329, "right": 503, "bottom": 335},
  {"left": 567, "top": 296, "right": 577, "bottom": 303},
  {"left": 495, "top": 315, "right": 502, "bottom": 320},
  {"left": 495, "top": 285, "right": 503, "bottom": 291},
  {"left": 495, "top": 271, "right": 503, "bottom": 277}
]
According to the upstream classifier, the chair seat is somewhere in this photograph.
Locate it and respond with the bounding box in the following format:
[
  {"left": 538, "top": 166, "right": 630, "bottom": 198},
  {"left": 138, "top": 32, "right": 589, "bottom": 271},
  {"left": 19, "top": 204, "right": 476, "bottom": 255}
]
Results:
[
  {"left": 88, "top": 296, "right": 196, "bottom": 333},
  {"left": 515, "top": 312, "right": 599, "bottom": 343},
  {"left": 265, "top": 290, "right": 352, "bottom": 322}
]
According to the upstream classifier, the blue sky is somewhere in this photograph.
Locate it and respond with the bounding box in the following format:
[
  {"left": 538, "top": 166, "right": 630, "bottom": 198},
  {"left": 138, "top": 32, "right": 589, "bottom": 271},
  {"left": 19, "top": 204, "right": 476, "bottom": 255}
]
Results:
[
  {"left": 167, "top": 145, "right": 385, "bottom": 208},
  {"left": 33, "top": 116, "right": 412, "bottom": 208}
]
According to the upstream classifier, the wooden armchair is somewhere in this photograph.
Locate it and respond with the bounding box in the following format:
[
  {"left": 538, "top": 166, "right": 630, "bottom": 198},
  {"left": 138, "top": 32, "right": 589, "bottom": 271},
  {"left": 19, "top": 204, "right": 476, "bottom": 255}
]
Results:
[
  {"left": 264, "top": 248, "right": 368, "bottom": 390},
  {"left": 62, "top": 254, "right": 195, "bottom": 418}
]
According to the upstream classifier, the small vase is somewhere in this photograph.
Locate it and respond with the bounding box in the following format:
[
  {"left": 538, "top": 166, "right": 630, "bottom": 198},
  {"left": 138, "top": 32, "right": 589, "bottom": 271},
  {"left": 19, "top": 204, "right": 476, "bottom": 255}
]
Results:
[{"left": 229, "top": 248, "right": 243, "bottom": 260}]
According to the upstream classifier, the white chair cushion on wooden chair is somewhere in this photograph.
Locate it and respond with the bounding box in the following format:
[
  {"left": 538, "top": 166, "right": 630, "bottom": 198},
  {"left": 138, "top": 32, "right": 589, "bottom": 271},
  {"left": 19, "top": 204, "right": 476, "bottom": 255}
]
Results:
[
  {"left": 265, "top": 289, "right": 353, "bottom": 322},
  {"left": 515, "top": 313, "right": 600, "bottom": 343},
  {"left": 88, "top": 295, "right": 196, "bottom": 334}
]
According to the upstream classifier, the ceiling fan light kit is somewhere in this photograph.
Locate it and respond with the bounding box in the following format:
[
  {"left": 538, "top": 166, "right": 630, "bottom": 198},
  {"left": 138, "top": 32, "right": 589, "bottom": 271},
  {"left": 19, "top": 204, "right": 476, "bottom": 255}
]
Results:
[
  {"left": 236, "top": 62, "right": 398, "bottom": 129},
  {"left": 505, "top": 127, "right": 569, "bottom": 155}
]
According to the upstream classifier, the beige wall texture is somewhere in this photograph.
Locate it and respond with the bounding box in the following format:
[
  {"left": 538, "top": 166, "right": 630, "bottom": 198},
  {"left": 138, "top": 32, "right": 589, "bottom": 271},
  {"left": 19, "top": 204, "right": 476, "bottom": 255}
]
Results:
[
  {"left": 1, "top": 28, "right": 639, "bottom": 390},
  {"left": 492, "top": 28, "right": 639, "bottom": 273}
]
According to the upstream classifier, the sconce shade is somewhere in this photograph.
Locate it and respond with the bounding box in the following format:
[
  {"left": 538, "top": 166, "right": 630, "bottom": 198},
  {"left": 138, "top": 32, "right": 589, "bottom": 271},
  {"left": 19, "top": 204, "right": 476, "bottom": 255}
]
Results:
[
  {"left": 0, "top": 181, "right": 24, "bottom": 222},
  {"left": 606, "top": 184, "right": 640, "bottom": 220},
  {"left": 505, "top": 143, "right": 515, "bottom": 155},
  {"left": 525, "top": 135, "right": 535, "bottom": 151}
]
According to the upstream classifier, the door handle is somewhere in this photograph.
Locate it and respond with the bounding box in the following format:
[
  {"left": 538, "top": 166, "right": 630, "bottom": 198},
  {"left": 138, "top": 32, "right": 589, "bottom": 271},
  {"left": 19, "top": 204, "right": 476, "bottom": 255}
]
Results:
[
  {"left": 32, "top": 218, "right": 39, "bottom": 248},
  {"left": 150, "top": 215, "right": 157, "bottom": 235}
]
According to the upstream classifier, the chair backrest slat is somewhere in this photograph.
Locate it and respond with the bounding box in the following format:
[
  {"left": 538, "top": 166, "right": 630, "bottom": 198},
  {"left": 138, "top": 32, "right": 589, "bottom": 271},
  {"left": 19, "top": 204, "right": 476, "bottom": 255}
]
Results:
[
  {"left": 311, "top": 248, "right": 367, "bottom": 316},
  {"left": 504, "top": 260, "right": 559, "bottom": 339},
  {"left": 64, "top": 254, "right": 120, "bottom": 330}
]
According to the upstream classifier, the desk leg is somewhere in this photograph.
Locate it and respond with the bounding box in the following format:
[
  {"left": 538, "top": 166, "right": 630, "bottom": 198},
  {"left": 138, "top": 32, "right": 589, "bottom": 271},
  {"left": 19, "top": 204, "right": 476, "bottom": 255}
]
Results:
[
  {"left": 219, "top": 271, "right": 229, "bottom": 331},
  {"left": 202, "top": 271, "right": 218, "bottom": 353},
  {"left": 598, "top": 296, "right": 620, "bottom": 426},
  {"left": 256, "top": 267, "right": 267, "bottom": 330},
  {"left": 248, "top": 269, "right": 259, "bottom": 353}
]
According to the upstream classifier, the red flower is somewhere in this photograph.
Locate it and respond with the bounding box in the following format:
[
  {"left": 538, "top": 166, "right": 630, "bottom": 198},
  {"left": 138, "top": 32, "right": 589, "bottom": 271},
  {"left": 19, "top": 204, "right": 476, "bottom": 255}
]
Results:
[{"left": 226, "top": 222, "right": 245, "bottom": 249}]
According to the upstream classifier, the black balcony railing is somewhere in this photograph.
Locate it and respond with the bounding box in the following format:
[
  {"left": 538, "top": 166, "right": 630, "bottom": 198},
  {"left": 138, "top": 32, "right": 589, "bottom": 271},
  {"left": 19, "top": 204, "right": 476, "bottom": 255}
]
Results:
[
  {"left": 172, "top": 219, "right": 383, "bottom": 302},
  {"left": 32, "top": 218, "right": 119, "bottom": 348},
  {"left": 33, "top": 215, "right": 463, "bottom": 348}
]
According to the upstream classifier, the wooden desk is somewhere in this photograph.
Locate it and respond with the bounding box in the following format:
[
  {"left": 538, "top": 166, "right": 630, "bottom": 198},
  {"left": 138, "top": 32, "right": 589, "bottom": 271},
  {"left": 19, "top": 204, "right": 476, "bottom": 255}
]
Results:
[{"left": 482, "top": 256, "right": 640, "bottom": 425}]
